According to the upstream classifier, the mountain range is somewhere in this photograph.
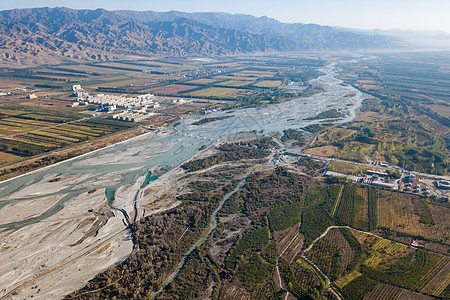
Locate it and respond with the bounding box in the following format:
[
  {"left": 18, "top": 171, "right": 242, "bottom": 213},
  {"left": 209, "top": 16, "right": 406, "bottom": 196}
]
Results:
[{"left": 0, "top": 7, "right": 400, "bottom": 67}]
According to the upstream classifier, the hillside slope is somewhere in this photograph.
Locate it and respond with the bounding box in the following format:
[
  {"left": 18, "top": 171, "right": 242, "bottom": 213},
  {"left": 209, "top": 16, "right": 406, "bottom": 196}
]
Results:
[{"left": 0, "top": 7, "right": 396, "bottom": 67}]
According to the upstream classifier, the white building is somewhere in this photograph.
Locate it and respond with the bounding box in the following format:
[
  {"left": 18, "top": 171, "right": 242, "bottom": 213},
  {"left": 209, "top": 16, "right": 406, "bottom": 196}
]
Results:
[
  {"left": 72, "top": 85, "right": 82, "bottom": 92},
  {"left": 87, "top": 93, "right": 155, "bottom": 108},
  {"left": 76, "top": 91, "right": 89, "bottom": 101}
]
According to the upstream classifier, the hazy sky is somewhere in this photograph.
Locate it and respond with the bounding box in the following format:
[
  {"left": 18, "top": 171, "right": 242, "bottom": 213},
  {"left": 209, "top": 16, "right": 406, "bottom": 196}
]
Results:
[{"left": 3, "top": 0, "right": 450, "bottom": 33}]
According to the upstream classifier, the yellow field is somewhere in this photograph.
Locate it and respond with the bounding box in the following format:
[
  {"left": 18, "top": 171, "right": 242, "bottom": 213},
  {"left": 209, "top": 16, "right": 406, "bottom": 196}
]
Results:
[
  {"left": 186, "top": 78, "right": 220, "bottom": 85},
  {"left": 213, "top": 75, "right": 259, "bottom": 81},
  {"left": 188, "top": 87, "right": 253, "bottom": 98},
  {"left": 0, "top": 120, "right": 43, "bottom": 136},
  {"left": 364, "top": 251, "right": 384, "bottom": 268},
  {"left": 364, "top": 239, "right": 409, "bottom": 268},
  {"left": 334, "top": 271, "right": 362, "bottom": 289},
  {"left": 219, "top": 80, "right": 253, "bottom": 87},
  {"left": 95, "top": 78, "right": 146, "bottom": 88},
  {"left": 58, "top": 125, "right": 101, "bottom": 136},
  {"left": 33, "top": 130, "right": 81, "bottom": 141},
  {"left": 305, "top": 146, "right": 339, "bottom": 157},
  {"left": 4, "top": 137, "right": 51, "bottom": 147},
  {"left": 378, "top": 190, "right": 450, "bottom": 243},
  {"left": 372, "top": 239, "right": 408, "bottom": 254},
  {"left": 0, "top": 108, "right": 29, "bottom": 116},
  {"left": 45, "top": 128, "right": 93, "bottom": 139},
  {"left": 0, "top": 151, "right": 21, "bottom": 164},
  {"left": 237, "top": 70, "right": 277, "bottom": 77},
  {"left": 253, "top": 80, "right": 282, "bottom": 88}
]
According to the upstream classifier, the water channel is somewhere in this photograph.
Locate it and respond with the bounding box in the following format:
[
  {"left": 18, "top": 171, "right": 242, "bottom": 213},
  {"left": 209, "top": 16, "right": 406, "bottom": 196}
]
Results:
[{"left": 0, "top": 59, "right": 371, "bottom": 297}]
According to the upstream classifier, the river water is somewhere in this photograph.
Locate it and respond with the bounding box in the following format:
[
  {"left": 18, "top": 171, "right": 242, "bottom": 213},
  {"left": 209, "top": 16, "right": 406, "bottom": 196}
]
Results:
[{"left": 0, "top": 60, "right": 367, "bottom": 230}]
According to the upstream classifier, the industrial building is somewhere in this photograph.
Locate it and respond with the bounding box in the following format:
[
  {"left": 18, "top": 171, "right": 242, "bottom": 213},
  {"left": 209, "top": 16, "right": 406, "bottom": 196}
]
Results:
[
  {"left": 371, "top": 181, "right": 395, "bottom": 189},
  {"left": 367, "top": 170, "right": 388, "bottom": 177},
  {"left": 437, "top": 180, "right": 450, "bottom": 190},
  {"left": 109, "top": 111, "right": 154, "bottom": 122}
]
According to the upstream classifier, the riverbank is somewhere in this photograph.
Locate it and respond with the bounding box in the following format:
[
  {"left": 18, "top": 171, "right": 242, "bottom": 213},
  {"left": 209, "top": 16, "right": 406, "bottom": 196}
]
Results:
[{"left": 0, "top": 127, "right": 150, "bottom": 183}]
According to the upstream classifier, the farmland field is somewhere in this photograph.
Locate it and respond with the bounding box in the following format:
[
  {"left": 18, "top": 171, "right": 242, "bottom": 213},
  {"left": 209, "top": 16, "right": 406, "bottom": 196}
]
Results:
[
  {"left": 0, "top": 109, "right": 132, "bottom": 163},
  {"left": 150, "top": 84, "right": 199, "bottom": 95},
  {"left": 306, "top": 228, "right": 358, "bottom": 280},
  {"left": 253, "top": 80, "right": 283, "bottom": 88},
  {"left": 416, "top": 257, "right": 450, "bottom": 297},
  {"left": 219, "top": 80, "right": 254, "bottom": 87},
  {"left": 377, "top": 190, "right": 450, "bottom": 245},
  {"left": 291, "top": 258, "right": 324, "bottom": 294},
  {"left": 319, "top": 229, "right": 447, "bottom": 299},
  {"left": 187, "top": 87, "right": 254, "bottom": 98},
  {"left": 185, "top": 78, "right": 221, "bottom": 85},
  {"left": 237, "top": 70, "right": 278, "bottom": 77},
  {"left": 336, "top": 185, "right": 367, "bottom": 229}
]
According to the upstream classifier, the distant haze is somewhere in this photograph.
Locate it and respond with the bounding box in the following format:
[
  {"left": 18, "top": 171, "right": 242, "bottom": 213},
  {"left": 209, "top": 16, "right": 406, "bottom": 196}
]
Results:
[{"left": 2, "top": 0, "right": 450, "bottom": 34}]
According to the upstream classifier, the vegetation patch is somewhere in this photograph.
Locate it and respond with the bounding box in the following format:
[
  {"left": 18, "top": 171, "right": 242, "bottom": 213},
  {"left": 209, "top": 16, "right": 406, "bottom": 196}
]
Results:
[
  {"left": 268, "top": 201, "right": 302, "bottom": 232},
  {"left": 191, "top": 115, "right": 233, "bottom": 125},
  {"left": 181, "top": 142, "right": 270, "bottom": 172},
  {"left": 305, "top": 109, "right": 344, "bottom": 120}
]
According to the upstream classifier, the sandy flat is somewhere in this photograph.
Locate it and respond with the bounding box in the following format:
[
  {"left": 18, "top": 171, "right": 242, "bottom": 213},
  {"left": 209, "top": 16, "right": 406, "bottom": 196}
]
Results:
[
  {"left": 2, "top": 173, "right": 92, "bottom": 200},
  {"left": 0, "top": 188, "right": 133, "bottom": 299},
  {"left": 0, "top": 195, "right": 64, "bottom": 225}
]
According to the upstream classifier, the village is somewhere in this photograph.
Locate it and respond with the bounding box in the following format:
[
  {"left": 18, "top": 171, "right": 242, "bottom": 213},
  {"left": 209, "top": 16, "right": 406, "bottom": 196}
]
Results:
[
  {"left": 280, "top": 147, "right": 450, "bottom": 202},
  {"left": 69, "top": 84, "right": 193, "bottom": 122}
]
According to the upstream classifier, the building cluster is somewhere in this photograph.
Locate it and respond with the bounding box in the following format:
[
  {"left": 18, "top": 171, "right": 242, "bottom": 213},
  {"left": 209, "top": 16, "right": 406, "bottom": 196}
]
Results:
[
  {"left": 170, "top": 66, "right": 233, "bottom": 78},
  {"left": 68, "top": 85, "right": 192, "bottom": 123},
  {"left": 403, "top": 174, "right": 416, "bottom": 183},
  {"left": 87, "top": 93, "right": 157, "bottom": 108},
  {"left": 75, "top": 91, "right": 90, "bottom": 101},
  {"left": 108, "top": 111, "right": 155, "bottom": 122},
  {"left": 162, "top": 98, "right": 191, "bottom": 105},
  {"left": 70, "top": 85, "right": 159, "bottom": 110}
]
